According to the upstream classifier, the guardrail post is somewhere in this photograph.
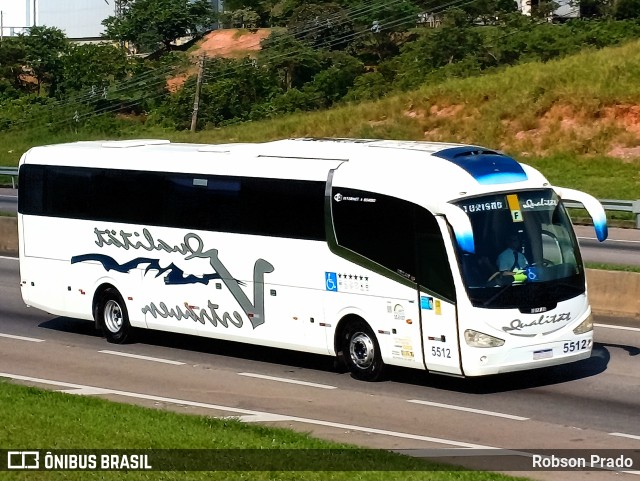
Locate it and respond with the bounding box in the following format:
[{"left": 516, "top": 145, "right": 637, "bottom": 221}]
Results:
[
  {"left": 633, "top": 200, "right": 640, "bottom": 229},
  {"left": 0, "top": 167, "right": 19, "bottom": 189}
]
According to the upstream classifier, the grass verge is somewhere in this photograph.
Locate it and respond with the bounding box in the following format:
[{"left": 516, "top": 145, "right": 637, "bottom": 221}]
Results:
[
  {"left": 586, "top": 263, "right": 640, "bottom": 273},
  {"left": 0, "top": 381, "right": 529, "bottom": 481}
]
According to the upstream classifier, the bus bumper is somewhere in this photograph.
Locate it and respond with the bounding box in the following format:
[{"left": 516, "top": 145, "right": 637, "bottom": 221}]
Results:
[{"left": 461, "top": 331, "right": 594, "bottom": 377}]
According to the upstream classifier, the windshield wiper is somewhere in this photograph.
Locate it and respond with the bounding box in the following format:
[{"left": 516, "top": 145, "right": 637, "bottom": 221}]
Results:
[
  {"left": 551, "top": 282, "right": 584, "bottom": 296},
  {"left": 482, "top": 284, "right": 518, "bottom": 307}
]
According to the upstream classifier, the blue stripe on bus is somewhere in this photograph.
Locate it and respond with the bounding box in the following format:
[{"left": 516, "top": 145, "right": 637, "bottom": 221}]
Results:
[
  {"left": 70, "top": 254, "right": 238, "bottom": 286},
  {"left": 434, "top": 147, "right": 528, "bottom": 185},
  {"left": 594, "top": 218, "right": 608, "bottom": 242}
]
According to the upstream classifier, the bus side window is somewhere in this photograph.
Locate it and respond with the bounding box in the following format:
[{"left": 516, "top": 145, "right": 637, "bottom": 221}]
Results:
[
  {"left": 414, "top": 208, "right": 456, "bottom": 301},
  {"left": 332, "top": 189, "right": 418, "bottom": 282}
]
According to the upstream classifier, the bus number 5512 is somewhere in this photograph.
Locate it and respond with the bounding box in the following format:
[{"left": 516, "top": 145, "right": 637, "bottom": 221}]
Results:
[
  {"left": 563, "top": 340, "right": 592, "bottom": 353},
  {"left": 432, "top": 347, "right": 451, "bottom": 358}
]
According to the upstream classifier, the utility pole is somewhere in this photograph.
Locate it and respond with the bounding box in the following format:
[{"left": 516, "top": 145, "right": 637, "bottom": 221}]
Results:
[
  {"left": 1, "top": 11, "right": 4, "bottom": 42},
  {"left": 33, "top": 0, "right": 36, "bottom": 26},
  {"left": 190, "top": 55, "right": 206, "bottom": 133}
]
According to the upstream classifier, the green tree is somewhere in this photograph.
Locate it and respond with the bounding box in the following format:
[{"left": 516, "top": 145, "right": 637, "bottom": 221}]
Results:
[
  {"left": 304, "top": 51, "right": 364, "bottom": 105},
  {"left": 341, "top": 0, "right": 420, "bottom": 64},
  {"left": 224, "top": 8, "right": 261, "bottom": 28},
  {"left": 287, "top": 3, "right": 354, "bottom": 50},
  {"left": 577, "top": 0, "right": 612, "bottom": 17},
  {"left": 0, "top": 38, "right": 29, "bottom": 98},
  {"left": 259, "top": 31, "right": 325, "bottom": 90},
  {"left": 614, "top": 0, "right": 640, "bottom": 19},
  {"left": 336, "top": 0, "right": 421, "bottom": 31},
  {"left": 222, "top": 0, "right": 278, "bottom": 26},
  {"left": 459, "top": 0, "right": 518, "bottom": 23},
  {"left": 19, "top": 26, "right": 69, "bottom": 96},
  {"left": 60, "top": 44, "right": 130, "bottom": 94},
  {"left": 102, "top": 0, "right": 216, "bottom": 53},
  {"left": 391, "top": 10, "right": 484, "bottom": 89},
  {"left": 155, "top": 57, "right": 279, "bottom": 129}
]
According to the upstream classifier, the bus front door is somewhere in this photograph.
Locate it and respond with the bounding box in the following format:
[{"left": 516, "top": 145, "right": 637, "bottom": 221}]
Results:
[{"left": 418, "top": 290, "right": 462, "bottom": 376}]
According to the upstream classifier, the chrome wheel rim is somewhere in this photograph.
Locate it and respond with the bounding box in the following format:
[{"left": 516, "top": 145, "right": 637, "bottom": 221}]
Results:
[
  {"left": 349, "top": 332, "right": 375, "bottom": 369},
  {"left": 104, "top": 300, "right": 123, "bottom": 333}
]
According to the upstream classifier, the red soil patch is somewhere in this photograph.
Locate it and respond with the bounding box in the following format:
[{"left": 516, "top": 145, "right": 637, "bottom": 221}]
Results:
[
  {"left": 197, "top": 29, "right": 271, "bottom": 58},
  {"left": 168, "top": 29, "right": 271, "bottom": 92},
  {"left": 506, "top": 103, "right": 640, "bottom": 158}
]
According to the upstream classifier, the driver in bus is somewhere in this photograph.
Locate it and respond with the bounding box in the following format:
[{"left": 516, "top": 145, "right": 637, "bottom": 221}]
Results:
[{"left": 497, "top": 233, "right": 528, "bottom": 272}]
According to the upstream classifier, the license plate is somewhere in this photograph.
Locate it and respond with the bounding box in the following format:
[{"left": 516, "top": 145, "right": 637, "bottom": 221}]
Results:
[{"left": 533, "top": 349, "right": 553, "bottom": 360}]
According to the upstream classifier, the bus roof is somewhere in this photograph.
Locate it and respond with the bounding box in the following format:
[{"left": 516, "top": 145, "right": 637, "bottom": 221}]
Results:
[{"left": 20, "top": 138, "right": 551, "bottom": 203}]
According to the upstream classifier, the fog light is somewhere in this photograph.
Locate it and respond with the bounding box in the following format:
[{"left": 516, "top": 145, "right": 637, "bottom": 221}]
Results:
[
  {"left": 573, "top": 313, "right": 594, "bottom": 335},
  {"left": 464, "top": 329, "right": 505, "bottom": 348}
]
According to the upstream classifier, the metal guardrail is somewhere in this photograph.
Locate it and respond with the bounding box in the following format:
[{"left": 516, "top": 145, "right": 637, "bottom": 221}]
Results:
[
  {"left": 0, "top": 167, "right": 18, "bottom": 189},
  {"left": 563, "top": 199, "right": 640, "bottom": 229},
  {"left": 0, "top": 165, "right": 638, "bottom": 227}
]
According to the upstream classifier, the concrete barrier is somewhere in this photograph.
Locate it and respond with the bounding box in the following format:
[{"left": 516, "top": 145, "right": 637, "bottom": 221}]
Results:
[
  {"left": 0, "top": 217, "right": 17, "bottom": 257},
  {"left": 586, "top": 269, "right": 640, "bottom": 323},
  {"left": 0, "top": 216, "right": 638, "bottom": 323}
]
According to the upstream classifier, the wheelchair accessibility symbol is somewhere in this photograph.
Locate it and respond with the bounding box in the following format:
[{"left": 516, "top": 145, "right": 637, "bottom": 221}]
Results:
[
  {"left": 325, "top": 272, "right": 338, "bottom": 292},
  {"left": 526, "top": 267, "right": 538, "bottom": 281}
]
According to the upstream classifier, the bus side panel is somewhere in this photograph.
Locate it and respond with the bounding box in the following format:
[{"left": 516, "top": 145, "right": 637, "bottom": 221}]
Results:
[
  {"left": 261, "top": 284, "right": 329, "bottom": 354},
  {"left": 19, "top": 215, "right": 71, "bottom": 317},
  {"left": 19, "top": 256, "right": 71, "bottom": 317},
  {"left": 419, "top": 292, "right": 461, "bottom": 375},
  {"left": 322, "top": 277, "right": 425, "bottom": 370}
]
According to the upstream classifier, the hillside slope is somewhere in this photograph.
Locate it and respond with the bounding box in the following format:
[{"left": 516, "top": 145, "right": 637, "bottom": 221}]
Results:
[
  {"left": 168, "top": 29, "right": 271, "bottom": 91},
  {"left": 184, "top": 39, "right": 640, "bottom": 162}
]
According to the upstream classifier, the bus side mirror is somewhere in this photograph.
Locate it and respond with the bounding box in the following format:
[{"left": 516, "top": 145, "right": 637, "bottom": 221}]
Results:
[
  {"left": 555, "top": 187, "right": 608, "bottom": 242},
  {"left": 439, "top": 204, "right": 475, "bottom": 254}
]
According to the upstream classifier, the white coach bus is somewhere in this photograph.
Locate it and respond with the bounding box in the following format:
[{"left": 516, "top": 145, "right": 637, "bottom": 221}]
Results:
[{"left": 17, "top": 138, "right": 608, "bottom": 379}]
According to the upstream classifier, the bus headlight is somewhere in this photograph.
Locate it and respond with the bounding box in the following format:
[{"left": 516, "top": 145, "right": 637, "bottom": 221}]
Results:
[
  {"left": 573, "top": 314, "right": 594, "bottom": 335},
  {"left": 464, "top": 329, "right": 505, "bottom": 348}
]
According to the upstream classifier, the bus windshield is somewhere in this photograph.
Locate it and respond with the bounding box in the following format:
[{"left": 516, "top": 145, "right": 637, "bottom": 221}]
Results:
[{"left": 453, "top": 189, "right": 585, "bottom": 309}]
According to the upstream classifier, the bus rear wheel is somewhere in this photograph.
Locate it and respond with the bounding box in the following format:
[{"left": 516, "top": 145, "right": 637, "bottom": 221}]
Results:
[
  {"left": 342, "top": 320, "right": 385, "bottom": 381},
  {"left": 96, "top": 288, "right": 133, "bottom": 344}
]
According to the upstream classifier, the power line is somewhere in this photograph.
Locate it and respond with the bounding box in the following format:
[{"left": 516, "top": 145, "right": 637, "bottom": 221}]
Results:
[
  {"left": 12, "top": 0, "right": 425, "bottom": 127},
  {"left": 5, "top": 1, "right": 593, "bottom": 132}
]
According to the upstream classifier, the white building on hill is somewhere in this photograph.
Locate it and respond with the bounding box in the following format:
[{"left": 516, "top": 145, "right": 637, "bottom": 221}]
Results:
[{"left": 1, "top": 0, "right": 225, "bottom": 40}]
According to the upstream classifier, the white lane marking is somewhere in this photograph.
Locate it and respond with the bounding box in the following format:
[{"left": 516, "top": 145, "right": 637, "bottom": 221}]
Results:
[
  {"left": 0, "top": 255, "right": 19, "bottom": 261},
  {"left": 221, "top": 414, "right": 293, "bottom": 423},
  {"left": 595, "top": 323, "right": 640, "bottom": 333},
  {"left": 0, "top": 372, "right": 494, "bottom": 449},
  {"left": 99, "top": 350, "right": 185, "bottom": 365},
  {"left": 0, "top": 332, "right": 45, "bottom": 343},
  {"left": 59, "top": 387, "right": 113, "bottom": 395},
  {"left": 610, "top": 432, "right": 640, "bottom": 441},
  {"left": 238, "top": 372, "right": 337, "bottom": 390},
  {"left": 408, "top": 399, "right": 529, "bottom": 421},
  {"left": 578, "top": 236, "right": 640, "bottom": 244}
]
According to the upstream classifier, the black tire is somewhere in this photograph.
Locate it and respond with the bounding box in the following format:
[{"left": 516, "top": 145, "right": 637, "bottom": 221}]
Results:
[
  {"left": 95, "top": 288, "right": 133, "bottom": 344},
  {"left": 341, "top": 320, "right": 385, "bottom": 381}
]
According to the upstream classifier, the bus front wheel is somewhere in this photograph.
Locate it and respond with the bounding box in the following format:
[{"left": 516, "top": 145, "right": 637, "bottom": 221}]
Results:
[
  {"left": 96, "top": 288, "right": 133, "bottom": 344},
  {"left": 342, "top": 320, "right": 385, "bottom": 381}
]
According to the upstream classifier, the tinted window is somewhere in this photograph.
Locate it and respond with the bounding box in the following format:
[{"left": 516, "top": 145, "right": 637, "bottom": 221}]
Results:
[
  {"left": 19, "top": 164, "right": 325, "bottom": 241},
  {"left": 453, "top": 190, "right": 584, "bottom": 308},
  {"left": 332, "top": 188, "right": 455, "bottom": 300}
]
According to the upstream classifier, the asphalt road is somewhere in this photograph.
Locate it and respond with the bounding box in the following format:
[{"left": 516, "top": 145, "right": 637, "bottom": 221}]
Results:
[
  {"left": 0, "top": 187, "right": 17, "bottom": 214},
  {"left": 0, "top": 256, "right": 639, "bottom": 480},
  {"left": 574, "top": 225, "right": 640, "bottom": 266}
]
